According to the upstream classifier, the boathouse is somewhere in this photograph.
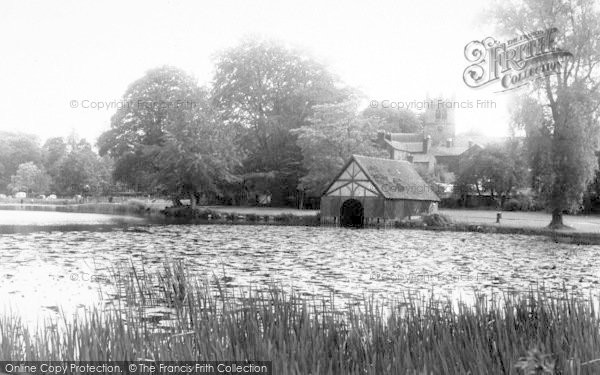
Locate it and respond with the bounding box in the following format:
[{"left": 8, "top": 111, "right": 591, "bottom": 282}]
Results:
[{"left": 320, "top": 155, "right": 440, "bottom": 227}]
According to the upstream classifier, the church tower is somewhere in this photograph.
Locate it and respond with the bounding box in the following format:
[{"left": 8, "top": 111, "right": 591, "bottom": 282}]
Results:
[{"left": 422, "top": 95, "right": 456, "bottom": 147}]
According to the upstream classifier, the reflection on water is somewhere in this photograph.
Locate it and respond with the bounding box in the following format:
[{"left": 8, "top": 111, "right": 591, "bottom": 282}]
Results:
[
  {"left": 1, "top": 210, "right": 599, "bottom": 324},
  {"left": 0, "top": 209, "right": 147, "bottom": 234}
]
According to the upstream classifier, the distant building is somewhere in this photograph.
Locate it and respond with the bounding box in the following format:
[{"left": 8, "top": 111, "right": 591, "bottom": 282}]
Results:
[
  {"left": 320, "top": 155, "right": 440, "bottom": 227},
  {"left": 373, "top": 97, "right": 485, "bottom": 174}
]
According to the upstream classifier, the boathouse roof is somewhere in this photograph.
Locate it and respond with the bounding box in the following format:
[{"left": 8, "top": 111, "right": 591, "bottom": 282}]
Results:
[{"left": 323, "top": 155, "right": 440, "bottom": 202}]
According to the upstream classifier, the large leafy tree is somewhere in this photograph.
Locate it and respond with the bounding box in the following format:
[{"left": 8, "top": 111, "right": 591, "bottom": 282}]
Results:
[
  {"left": 212, "top": 38, "right": 349, "bottom": 206},
  {"left": 53, "top": 139, "right": 109, "bottom": 195},
  {"left": 294, "top": 98, "right": 386, "bottom": 195},
  {"left": 154, "top": 93, "right": 240, "bottom": 207},
  {"left": 98, "top": 66, "right": 202, "bottom": 191},
  {"left": 493, "top": 0, "right": 600, "bottom": 228},
  {"left": 456, "top": 143, "right": 527, "bottom": 204},
  {"left": 0, "top": 132, "right": 42, "bottom": 193},
  {"left": 8, "top": 162, "right": 49, "bottom": 195},
  {"left": 99, "top": 66, "right": 238, "bottom": 204}
]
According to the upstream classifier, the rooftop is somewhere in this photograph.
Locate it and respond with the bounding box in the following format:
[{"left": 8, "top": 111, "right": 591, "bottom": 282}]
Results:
[
  {"left": 352, "top": 155, "right": 440, "bottom": 201},
  {"left": 384, "top": 139, "right": 425, "bottom": 153},
  {"left": 389, "top": 133, "right": 423, "bottom": 142}
]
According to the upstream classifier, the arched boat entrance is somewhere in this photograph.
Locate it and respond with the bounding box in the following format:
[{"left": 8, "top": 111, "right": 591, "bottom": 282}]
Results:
[{"left": 340, "top": 199, "right": 364, "bottom": 228}]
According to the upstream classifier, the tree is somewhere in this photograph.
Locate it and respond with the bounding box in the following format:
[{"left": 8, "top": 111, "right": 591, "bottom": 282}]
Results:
[
  {"left": 98, "top": 66, "right": 205, "bottom": 190},
  {"left": 361, "top": 107, "right": 422, "bottom": 133},
  {"left": 212, "top": 38, "right": 350, "bottom": 206},
  {"left": 492, "top": 0, "right": 600, "bottom": 228},
  {"left": 42, "top": 137, "right": 115, "bottom": 196},
  {"left": 42, "top": 137, "right": 67, "bottom": 169},
  {"left": 53, "top": 140, "right": 101, "bottom": 195},
  {"left": 99, "top": 66, "right": 239, "bottom": 204},
  {"left": 510, "top": 96, "right": 553, "bottom": 197},
  {"left": 294, "top": 98, "right": 386, "bottom": 195},
  {"left": 93, "top": 156, "right": 116, "bottom": 196},
  {"left": 8, "top": 162, "right": 49, "bottom": 195},
  {"left": 456, "top": 143, "right": 526, "bottom": 205},
  {"left": 0, "top": 132, "right": 42, "bottom": 193},
  {"left": 154, "top": 94, "right": 241, "bottom": 208},
  {"left": 42, "top": 137, "right": 68, "bottom": 191}
]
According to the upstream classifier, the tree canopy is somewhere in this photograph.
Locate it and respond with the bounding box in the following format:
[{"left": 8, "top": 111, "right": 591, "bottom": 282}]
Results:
[
  {"left": 361, "top": 107, "right": 422, "bottom": 133},
  {"left": 8, "top": 162, "right": 49, "bottom": 195},
  {"left": 211, "top": 38, "right": 351, "bottom": 205},
  {"left": 294, "top": 98, "right": 386, "bottom": 195},
  {"left": 0, "top": 132, "right": 42, "bottom": 192},
  {"left": 456, "top": 142, "right": 527, "bottom": 203},
  {"left": 493, "top": 0, "right": 600, "bottom": 227},
  {"left": 98, "top": 66, "right": 239, "bottom": 204}
]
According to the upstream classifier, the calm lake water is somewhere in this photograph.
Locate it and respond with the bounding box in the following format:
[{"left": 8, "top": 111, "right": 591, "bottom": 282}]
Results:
[{"left": 1, "top": 209, "right": 599, "bottom": 323}]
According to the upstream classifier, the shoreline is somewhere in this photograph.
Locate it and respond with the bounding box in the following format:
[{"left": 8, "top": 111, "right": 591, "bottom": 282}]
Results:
[
  {"left": 393, "top": 220, "right": 600, "bottom": 245},
  {"left": 2, "top": 203, "right": 599, "bottom": 244}
]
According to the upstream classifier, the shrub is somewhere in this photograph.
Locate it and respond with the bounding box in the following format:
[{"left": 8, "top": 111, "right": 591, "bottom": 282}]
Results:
[
  {"left": 440, "top": 197, "right": 461, "bottom": 208},
  {"left": 196, "top": 210, "right": 221, "bottom": 220},
  {"left": 503, "top": 194, "right": 545, "bottom": 212},
  {"left": 300, "top": 214, "right": 320, "bottom": 226},
  {"left": 422, "top": 213, "right": 452, "bottom": 227},
  {"left": 274, "top": 213, "right": 295, "bottom": 223},
  {"left": 504, "top": 198, "right": 521, "bottom": 211}
]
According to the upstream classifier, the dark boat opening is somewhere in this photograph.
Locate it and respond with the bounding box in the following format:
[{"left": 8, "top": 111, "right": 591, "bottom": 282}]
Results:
[{"left": 340, "top": 199, "right": 364, "bottom": 228}]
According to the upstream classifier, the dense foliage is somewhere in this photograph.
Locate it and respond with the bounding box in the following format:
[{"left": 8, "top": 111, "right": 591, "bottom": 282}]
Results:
[
  {"left": 97, "top": 66, "right": 239, "bottom": 204},
  {"left": 211, "top": 39, "right": 351, "bottom": 205},
  {"left": 492, "top": 0, "right": 600, "bottom": 227},
  {"left": 0, "top": 133, "right": 113, "bottom": 197}
]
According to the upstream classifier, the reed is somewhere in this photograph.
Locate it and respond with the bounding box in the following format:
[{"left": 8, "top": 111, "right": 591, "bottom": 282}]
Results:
[{"left": 1, "top": 262, "right": 600, "bottom": 374}]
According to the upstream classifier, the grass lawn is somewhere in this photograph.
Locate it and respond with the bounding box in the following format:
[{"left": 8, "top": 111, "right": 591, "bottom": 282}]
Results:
[
  {"left": 191, "top": 205, "right": 600, "bottom": 233},
  {"left": 441, "top": 209, "right": 600, "bottom": 233}
]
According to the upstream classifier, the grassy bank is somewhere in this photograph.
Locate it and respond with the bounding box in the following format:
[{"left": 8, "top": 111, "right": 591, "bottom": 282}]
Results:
[
  {"left": 397, "top": 213, "right": 600, "bottom": 245},
  {"left": 1, "top": 263, "right": 600, "bottom": 374},
  {"left": 163, "top": 206, "right": 600, "bottom": 244}
]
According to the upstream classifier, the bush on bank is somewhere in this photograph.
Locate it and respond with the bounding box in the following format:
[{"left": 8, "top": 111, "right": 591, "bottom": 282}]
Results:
[{"left": 161, "top": 206, "right": 321, "bottom": 226}]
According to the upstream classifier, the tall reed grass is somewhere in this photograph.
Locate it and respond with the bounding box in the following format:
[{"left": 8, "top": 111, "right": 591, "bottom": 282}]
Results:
[{"left": 1, "top": 262, "right": 600, "bottom": 374}]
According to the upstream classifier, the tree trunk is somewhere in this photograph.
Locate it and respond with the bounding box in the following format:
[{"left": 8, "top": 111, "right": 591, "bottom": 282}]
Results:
[
  {"left": 549, "top": 208, "right": 564, "bottom": 229},
  {"left": 189, "top": 191, "right": 196, "bottom": 210}
]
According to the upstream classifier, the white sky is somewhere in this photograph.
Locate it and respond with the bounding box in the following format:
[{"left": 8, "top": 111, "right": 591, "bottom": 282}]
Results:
[{"left": 0, "top": 0, "right": 510, "bottom": 144}]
